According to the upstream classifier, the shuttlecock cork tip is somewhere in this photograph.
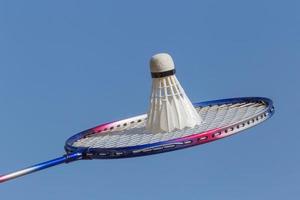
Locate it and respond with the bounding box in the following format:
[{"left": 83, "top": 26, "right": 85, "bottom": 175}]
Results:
[{"left": 150, "top": 53, "right": 175, "bottom": 73}]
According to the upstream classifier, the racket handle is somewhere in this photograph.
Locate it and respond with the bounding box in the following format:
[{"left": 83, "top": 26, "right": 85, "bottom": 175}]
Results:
[{"left": 0, "top": 152, "right": 82, "bottom": 183}]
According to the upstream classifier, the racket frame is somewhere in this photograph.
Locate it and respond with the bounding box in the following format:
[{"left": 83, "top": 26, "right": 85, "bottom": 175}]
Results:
[{"left": 65, "top": 97, "right": 274, "bottom": 159}]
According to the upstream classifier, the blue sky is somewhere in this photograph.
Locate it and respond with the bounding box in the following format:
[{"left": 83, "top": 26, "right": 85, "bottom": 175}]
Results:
[{"left": 0, "top": 0, "right": 299, "bottom": 199}]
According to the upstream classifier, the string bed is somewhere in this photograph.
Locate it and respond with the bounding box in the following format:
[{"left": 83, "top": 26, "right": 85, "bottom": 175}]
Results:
[{"left": 72, "top": 101, "right": 268, "bottom": 148}]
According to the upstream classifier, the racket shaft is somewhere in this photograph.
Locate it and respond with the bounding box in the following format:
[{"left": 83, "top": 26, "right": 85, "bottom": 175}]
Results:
[{"left": 0, "top": 152, "right": 82, "bottom": 183}]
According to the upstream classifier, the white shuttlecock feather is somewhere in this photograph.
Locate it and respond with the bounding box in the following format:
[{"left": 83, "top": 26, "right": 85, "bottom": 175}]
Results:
[{"left": 146, "top": 53, "right": 202, "bottom": 133}]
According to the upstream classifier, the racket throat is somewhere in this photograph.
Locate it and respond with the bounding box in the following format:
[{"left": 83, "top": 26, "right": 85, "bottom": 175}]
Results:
[{"left": 64, "top": 152, "right": 83, "bottom": 163}]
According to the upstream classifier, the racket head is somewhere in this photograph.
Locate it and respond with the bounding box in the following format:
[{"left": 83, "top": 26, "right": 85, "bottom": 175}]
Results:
[{"left": 65, "top": 97, "right": 274, "bottom": 159}]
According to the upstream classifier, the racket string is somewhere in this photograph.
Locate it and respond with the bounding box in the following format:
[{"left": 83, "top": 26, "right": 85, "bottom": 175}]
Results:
[{"left": 73, "top": 101, "right": 267, "bottom": 148}]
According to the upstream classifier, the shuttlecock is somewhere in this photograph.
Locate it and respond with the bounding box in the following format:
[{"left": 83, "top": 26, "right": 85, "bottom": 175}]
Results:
[{"left": 146, "top": 53, "right": 202, "bottom": 133}]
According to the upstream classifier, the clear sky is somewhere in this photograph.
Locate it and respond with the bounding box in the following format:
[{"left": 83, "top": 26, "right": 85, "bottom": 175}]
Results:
[{"left": 0, "top": 0, "right": 299, "bottom": 199}]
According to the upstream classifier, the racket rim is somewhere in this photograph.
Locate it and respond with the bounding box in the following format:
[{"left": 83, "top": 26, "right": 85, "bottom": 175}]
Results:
[{"left": 64, "top": 96, "right": 274, "bottom": 159}]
